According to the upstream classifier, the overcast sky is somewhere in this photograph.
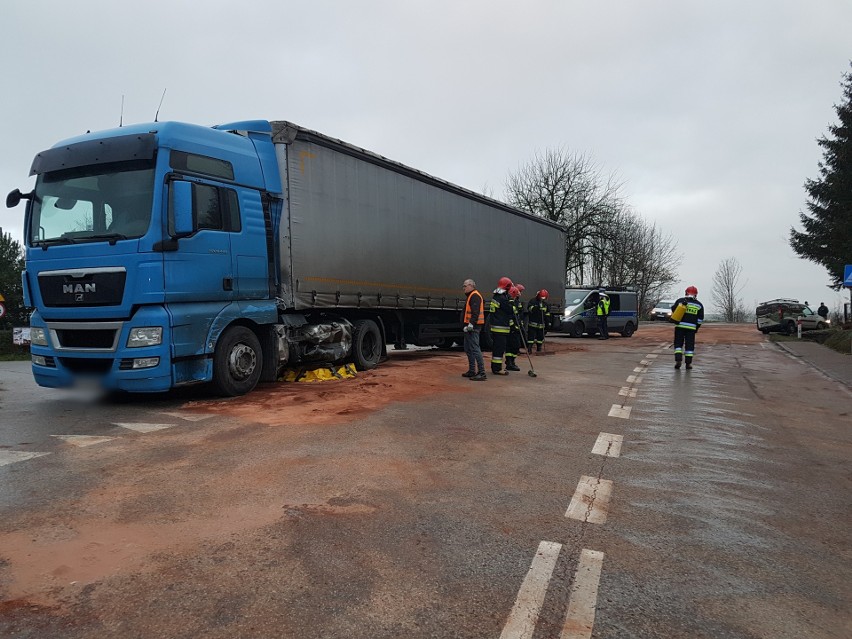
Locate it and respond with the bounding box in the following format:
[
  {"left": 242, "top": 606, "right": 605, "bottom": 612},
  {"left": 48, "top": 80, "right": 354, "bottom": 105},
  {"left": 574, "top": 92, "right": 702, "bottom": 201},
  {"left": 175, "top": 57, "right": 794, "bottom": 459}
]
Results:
[{"left": 2, "top": 0, "right": 850, "bottom": 313}]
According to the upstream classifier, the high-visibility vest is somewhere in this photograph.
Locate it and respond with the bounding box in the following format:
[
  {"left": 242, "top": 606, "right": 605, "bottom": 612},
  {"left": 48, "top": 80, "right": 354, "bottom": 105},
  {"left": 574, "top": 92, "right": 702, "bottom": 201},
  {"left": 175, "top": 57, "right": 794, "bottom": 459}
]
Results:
[{"left": 464, "top": 290, "right": 485, "bottom": 324}]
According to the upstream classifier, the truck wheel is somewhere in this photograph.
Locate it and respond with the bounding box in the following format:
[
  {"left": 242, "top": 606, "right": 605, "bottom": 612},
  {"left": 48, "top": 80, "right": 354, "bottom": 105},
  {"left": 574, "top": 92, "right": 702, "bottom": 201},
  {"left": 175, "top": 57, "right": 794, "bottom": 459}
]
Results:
[
  {"left": 621, "top": 321, "right": 635, "bottom": 337},
  {"left": 352, "top": 319, "right": 381, "bottom": 370},
  {"left": 213, "top": 326, "right": 263, "bottom": 397}
]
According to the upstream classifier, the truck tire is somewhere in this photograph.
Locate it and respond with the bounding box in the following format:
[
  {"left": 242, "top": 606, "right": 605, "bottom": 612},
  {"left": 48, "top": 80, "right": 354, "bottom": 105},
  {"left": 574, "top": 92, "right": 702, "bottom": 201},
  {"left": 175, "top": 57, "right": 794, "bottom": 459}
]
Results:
[
  {"left": 352, "top": 319, "right": 381, "bottom": 370},
  {"left": 621, "top": 321, "right": 635, "bottom": 337},
  {"left": 213, "top": 326, "right": 263, "bottom": 397}
]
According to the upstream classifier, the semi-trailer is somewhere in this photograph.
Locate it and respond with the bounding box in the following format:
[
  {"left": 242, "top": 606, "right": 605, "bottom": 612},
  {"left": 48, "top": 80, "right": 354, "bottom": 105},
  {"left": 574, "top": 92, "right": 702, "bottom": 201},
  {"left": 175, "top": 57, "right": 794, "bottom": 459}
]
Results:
[{"left": 7, "top": 119, "right": 566, "bottom": 395}]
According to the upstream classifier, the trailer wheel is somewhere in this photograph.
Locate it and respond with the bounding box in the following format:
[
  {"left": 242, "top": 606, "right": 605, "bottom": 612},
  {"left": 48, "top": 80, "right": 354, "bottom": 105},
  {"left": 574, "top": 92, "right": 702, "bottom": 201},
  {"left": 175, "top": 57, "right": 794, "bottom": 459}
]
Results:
[
  {"left": 620, "top": 321, "right": 635, "bottom": 337},
  {"left": 213, "top": 326, "right": 263, "bottom": 397},
  {"left": 352, "top": 319, "right": 381, "bottom": 370}
]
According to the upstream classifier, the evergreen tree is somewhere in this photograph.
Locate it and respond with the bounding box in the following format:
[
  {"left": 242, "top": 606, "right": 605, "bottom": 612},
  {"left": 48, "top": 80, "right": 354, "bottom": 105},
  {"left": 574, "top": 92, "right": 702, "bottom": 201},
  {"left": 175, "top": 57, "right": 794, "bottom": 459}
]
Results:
[
  {"left": 0, "top": 231, "right": 27, "bottom": 329},
  {"left": 790, "top": 63, "right": 852, "bottom": 289}
]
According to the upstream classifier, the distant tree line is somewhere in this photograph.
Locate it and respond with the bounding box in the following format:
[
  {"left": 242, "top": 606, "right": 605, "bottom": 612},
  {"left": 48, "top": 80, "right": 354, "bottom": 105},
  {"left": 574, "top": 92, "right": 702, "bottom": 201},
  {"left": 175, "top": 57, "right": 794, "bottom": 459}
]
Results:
[
  {"left": 504, "top": 147, "right": 681, "bottom": 315},
  {"left": 0, "top": 231, "right": 27, "bottom": 329}
]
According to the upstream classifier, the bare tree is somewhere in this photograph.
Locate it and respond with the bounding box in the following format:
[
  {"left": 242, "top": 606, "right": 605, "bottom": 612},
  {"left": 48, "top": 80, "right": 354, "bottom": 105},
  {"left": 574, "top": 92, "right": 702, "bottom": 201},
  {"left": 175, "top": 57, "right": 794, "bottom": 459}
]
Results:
[
  {"left": 505, "top": 147, "right": 680, "bottom": 311},
  {"left": 711, "top": 257, "right": 747, "bottom": 322},
  {"left": 504, "top": 147, "right": 622, "bottom": 284}
]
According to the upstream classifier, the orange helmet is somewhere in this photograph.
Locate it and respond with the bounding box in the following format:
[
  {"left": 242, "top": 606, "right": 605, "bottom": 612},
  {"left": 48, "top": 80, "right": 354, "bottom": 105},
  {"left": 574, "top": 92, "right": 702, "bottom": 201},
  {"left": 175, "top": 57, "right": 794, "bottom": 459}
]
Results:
[
  {"left": 509, "top": 286, "right": 520, "bottom": 299},
  {"left": 685, "top": 285, "right": 698, "bottom": 296},
  {"left": 538, "top": 289, "right": 549, "bottom": 299},
  {"left": 497, "top": 276, "right": 513, "bottom": 290}
]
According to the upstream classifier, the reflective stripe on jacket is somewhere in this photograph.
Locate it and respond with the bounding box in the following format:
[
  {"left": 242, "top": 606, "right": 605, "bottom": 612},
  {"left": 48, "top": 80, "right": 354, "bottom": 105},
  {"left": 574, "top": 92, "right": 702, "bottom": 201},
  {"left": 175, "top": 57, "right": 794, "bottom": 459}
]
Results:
[{"left": 671, "top": 297, "right": 704, "bottom": 330}]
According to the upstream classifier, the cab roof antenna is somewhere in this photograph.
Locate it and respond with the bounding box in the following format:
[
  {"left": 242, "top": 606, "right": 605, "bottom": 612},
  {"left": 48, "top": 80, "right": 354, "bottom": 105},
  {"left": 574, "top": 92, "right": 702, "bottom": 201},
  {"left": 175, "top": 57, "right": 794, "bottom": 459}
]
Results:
[{"left": 154, "top": 89, "right": 167, "bottom": 123}]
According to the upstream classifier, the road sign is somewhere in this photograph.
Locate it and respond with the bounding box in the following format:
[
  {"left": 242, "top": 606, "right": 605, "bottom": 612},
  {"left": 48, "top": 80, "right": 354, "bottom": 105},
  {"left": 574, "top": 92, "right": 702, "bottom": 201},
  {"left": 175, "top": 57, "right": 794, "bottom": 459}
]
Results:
[
  {"left": 0, "top": 302, "right": 6, "bottom": 319},
  {"left": 844, "top": 264, "right": 852, "bottom": 287}
]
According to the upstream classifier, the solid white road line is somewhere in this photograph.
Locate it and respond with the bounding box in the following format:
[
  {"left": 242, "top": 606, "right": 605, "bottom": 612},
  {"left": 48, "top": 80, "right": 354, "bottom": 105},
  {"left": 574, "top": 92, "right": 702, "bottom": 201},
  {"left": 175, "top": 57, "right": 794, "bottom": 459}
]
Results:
[
  {"left": 500, "top": 541, "right": 563, "bottom": 639},
  {"left": 591, "top": 433, "right": 623, "bottom": 458},
  {"left": 0, "top": 450, "right": 50, "bottom": 467},
  {"left": 608, "top": 404, "right": 632, "bottom": 419},
  {"left": 51, "top": 435, "right": 115, "bottom": 447},
  {"left": 114, "top": 422, "right": 174, "bottom": 433},
  {"left": 618, "top": 386, "right": 637, "bottom": 398},
  {"left": 560, "top": 549, "right": 605, "bottom": 639},
  {"left": 565, "top": 476, "right": 614, "bottom": 524}
]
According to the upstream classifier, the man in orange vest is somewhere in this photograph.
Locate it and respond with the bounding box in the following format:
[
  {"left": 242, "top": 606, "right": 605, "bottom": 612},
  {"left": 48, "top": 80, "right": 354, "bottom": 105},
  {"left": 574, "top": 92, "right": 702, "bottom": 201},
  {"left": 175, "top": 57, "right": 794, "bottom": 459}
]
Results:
[{"left": 462, "top": 278, "right": 487, "bottom": 380}]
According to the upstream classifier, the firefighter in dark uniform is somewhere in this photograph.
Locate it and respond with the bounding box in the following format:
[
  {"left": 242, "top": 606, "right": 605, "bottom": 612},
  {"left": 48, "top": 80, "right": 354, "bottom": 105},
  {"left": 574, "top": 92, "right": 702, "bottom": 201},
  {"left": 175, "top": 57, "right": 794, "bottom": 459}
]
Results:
[
  {"left": 671, "top": 285, "right": 704, "bottom": 369},
  {"left": 505, "top": 286, "right": 522, "bottom": 371},
  {"left": 527, "top": 289, "right": 551, "bottom": 352},
  {"left": 489, "top": 277, "right": 514, "bottom": 375},
  {"left": 514, "top": 284, "right": 528, "bottom": 353}
]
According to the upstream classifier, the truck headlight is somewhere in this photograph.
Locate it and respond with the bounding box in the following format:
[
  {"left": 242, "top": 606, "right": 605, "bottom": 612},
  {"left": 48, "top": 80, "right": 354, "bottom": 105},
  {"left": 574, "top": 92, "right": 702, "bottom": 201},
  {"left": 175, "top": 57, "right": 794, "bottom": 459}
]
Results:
[
  {"left": 30, "top": 327, "right": 48, "bottom": 346},
  {"left": 127, "top": 327, "right": 163, "bottom": 348}
]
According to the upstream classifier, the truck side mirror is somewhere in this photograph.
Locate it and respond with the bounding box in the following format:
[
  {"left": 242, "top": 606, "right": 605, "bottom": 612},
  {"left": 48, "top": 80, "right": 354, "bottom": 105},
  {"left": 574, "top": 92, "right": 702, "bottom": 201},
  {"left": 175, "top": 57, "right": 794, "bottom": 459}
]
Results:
[
  {"left": 6, "top": 189, "right": 25, "bottom": 208},
  {"left": 172, "top": 181, "right": 194, "bottom": 236}
]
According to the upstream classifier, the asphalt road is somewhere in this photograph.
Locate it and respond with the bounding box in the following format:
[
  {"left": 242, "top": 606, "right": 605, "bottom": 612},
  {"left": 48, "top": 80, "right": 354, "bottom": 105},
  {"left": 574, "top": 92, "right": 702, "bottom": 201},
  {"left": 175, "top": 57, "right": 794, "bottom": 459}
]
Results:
[{"left": 0, "top": 324, "right": 849, "bottom": 638}]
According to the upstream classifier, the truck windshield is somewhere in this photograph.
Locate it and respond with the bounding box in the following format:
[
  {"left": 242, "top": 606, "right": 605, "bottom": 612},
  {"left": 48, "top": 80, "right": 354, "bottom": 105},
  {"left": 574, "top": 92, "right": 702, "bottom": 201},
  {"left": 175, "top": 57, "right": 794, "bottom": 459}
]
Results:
[{"left": 30, "top": 161, "right": 155, "bottom": 245}]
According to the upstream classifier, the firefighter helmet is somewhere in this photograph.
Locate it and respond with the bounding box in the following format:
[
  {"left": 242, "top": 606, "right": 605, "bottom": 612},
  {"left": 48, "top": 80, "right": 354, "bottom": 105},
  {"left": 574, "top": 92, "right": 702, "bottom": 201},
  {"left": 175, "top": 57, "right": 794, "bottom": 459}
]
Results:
[
  {"left": 538, "top": 289, "right": 549, "bottom": 299},
  {"left": 497, "top": 276, "right": 513, "bottom": 290},
  {"left": 516, "top": 284, "right": 525, "bottom": 293},
  {"left": 685, "top": 285, "right": 698, "bottom": 296},
  {"left": 509, "top": 286, "right": 520, "bottom": 299}
]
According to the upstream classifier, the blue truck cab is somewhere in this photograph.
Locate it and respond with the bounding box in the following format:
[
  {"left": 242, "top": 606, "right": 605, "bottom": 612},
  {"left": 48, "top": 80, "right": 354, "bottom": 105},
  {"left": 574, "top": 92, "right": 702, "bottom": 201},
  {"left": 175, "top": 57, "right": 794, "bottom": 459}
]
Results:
[{"left": 10, "top": 120, "right": 283, "bottom": 395}]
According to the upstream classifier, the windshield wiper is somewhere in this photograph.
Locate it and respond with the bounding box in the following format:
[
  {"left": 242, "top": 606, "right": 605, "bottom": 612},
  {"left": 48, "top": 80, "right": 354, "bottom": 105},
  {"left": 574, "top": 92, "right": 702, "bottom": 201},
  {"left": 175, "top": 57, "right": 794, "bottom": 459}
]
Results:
[
  {"left": 34, "top": 237, "right": 77, "bottom": 250},
  {"left": 85, "top": 233, "right": 128, "bottom": 245}
]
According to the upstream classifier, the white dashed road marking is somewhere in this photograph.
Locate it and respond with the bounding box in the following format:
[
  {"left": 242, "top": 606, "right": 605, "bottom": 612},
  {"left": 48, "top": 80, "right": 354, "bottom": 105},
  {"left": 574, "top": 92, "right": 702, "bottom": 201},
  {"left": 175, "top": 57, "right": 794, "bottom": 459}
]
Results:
[
  {"left": 560, "top": 549, "right": 605, "bottom": 639},
  {"left": 591, "top": 433, "right": 623, "bottom": 458},
  {"left": 645, "top": 354, "right": 658, "bottom": 359},
  {"left": 114, "top": 423, "right": 175, "bottom": 433},
  {"left": 0, "top": 450, "right": 50, "bottom": 467},
  {"left": 51, "top": 435, "right": 115, "bottom": 447},
  {"left": 565, "top": 476, "right": 614, "bottom": 524},
  {"left": 640, "top": 359, "right": 651, "bottom": 365},
  {"left": 618, "top": 386, "right": 638, "bottom": 398},
  {"left": 500, "top": 541, "right": 563, "bottom": 639},
  {"left": 608, "top": 404, "right": 632, "bottom": 419},
  {"left": 626, "top": 375, "right": 642, "bottom": 384},
  {"left": 159, "top": 412, "right": 214, "bottom": 422},
  {"left": 633, "top": 366, "right": 647, "bottom": 373}
]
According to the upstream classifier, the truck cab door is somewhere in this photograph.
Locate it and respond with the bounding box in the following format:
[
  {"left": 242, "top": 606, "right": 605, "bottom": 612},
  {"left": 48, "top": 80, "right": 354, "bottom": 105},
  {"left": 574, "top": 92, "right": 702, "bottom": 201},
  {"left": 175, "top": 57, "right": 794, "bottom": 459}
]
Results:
[{"left": 163, "top": 179, "right": 234, "bottom": 304}]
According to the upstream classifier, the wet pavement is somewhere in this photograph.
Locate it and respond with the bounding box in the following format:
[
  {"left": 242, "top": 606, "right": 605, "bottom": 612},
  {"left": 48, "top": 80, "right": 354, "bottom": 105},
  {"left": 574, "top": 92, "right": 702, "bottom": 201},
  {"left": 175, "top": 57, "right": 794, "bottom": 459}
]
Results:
[{"left": 773, "top": 339, "right": 851, "bottom": 388}]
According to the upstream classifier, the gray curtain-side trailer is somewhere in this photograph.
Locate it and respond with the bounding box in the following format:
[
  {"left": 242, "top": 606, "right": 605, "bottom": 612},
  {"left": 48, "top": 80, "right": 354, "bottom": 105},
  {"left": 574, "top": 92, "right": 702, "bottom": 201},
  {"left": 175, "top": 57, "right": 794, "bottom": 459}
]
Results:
[{"left": 270, "top": 121, "right": 566, "bottom": 355}]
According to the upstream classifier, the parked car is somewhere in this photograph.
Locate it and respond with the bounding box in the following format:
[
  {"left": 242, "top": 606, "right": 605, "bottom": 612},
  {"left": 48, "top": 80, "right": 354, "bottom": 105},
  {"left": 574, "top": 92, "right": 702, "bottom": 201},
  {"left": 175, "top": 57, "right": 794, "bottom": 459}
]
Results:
[
  {"left": 649, "top": 299, "right": 677, "bottom": 321},
  {"left": 559, "top": 287, "right": 638, "bottom": 337},
  {"left": 755, "top": 298, "right": 831, "bottom": 334}
]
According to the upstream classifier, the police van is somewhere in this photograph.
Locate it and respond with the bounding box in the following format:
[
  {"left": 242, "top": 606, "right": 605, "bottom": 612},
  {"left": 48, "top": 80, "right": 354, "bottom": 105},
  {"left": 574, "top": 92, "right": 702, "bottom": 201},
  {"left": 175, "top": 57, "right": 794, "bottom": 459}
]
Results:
[{"left": 559, "top": 287, "right": 639, "bottom": 337}]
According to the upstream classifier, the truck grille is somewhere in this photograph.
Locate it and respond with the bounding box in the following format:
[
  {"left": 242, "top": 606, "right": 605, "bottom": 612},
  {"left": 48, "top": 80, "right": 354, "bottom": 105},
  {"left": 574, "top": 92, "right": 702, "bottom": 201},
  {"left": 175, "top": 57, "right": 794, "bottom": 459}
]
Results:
[
  {"left": 54, "top": 328, "right": 118, "bottom": 349},
  {"left": 38, "top": 268, "right": 126, "bottom": 307}
]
